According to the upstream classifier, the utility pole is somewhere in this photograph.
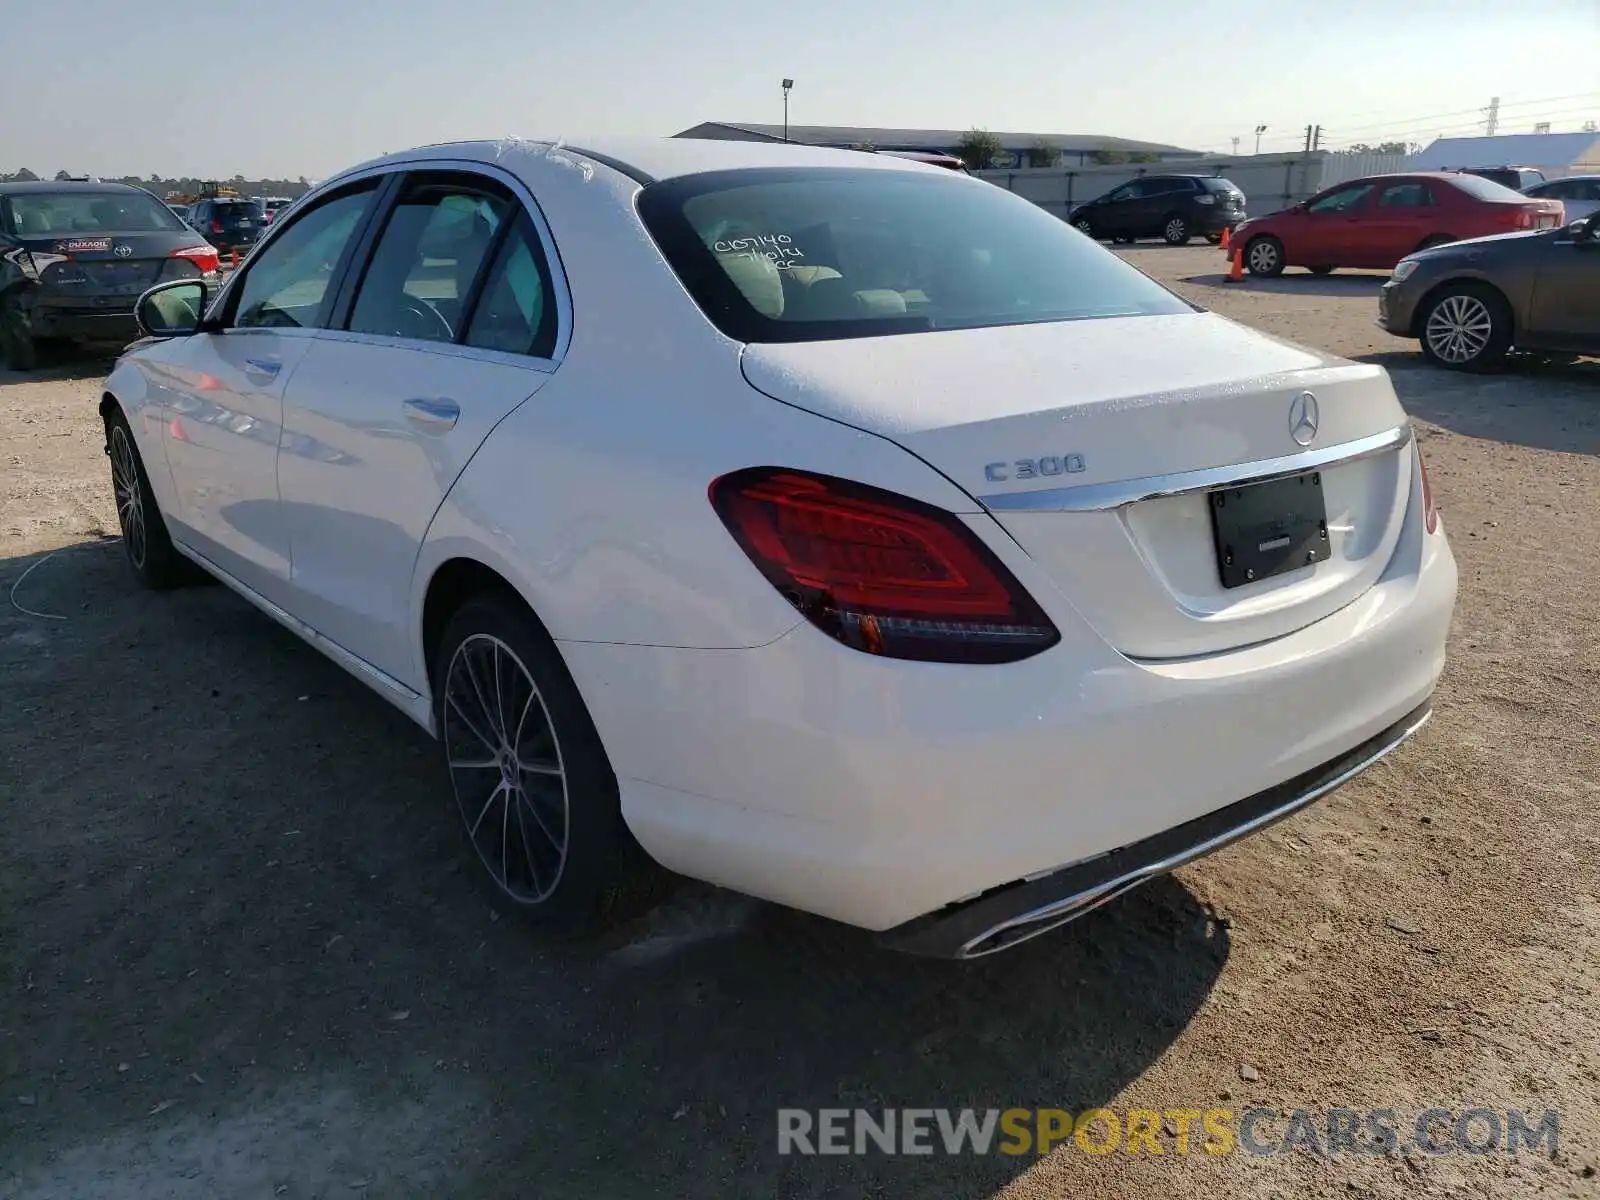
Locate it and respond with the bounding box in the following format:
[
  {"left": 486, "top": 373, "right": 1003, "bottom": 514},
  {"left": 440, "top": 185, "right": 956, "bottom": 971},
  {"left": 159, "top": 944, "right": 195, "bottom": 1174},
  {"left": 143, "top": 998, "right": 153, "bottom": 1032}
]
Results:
[
  {"left": 1304, "top": 124, "right": 1313, "bottom": 152},
  {"left": 1483, "top": 96, "right": 1500, "bottom": 136},
  {"left": 1312, "top": 125, "right": 1323, "bottom": 150},
  {"left": 1231, "top": 136, "right": 1240, "bottom": 155},
  {"left": 1254, "top": 124, "right": 1267, "bottom": 154}
]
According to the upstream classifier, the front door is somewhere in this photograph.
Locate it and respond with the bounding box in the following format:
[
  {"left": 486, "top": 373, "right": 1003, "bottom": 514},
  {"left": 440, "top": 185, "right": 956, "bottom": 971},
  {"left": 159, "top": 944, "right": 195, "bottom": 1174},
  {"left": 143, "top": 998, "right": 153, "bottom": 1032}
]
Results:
[
  {"left": 1525, "top": 219, "right": 1600, "bottom": 352},
  {"left": 1095, "top": 182, "right": 1141, "bottom": 238},
  {"left": 275, "top": 171, "right": 563, "bottom": 688},
  {"left": 159, "top": 180, "right": 382, "bottom": 598},
  {"left": 1294, "top": 181, "right": 1378, "bottom": 265}
]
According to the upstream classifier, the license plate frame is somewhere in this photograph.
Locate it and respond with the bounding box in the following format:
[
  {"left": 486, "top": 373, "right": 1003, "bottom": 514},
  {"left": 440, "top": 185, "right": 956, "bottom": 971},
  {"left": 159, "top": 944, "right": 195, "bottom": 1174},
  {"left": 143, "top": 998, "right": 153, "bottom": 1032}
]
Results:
[{"left": 1209, "top": 470, "right": 1329, "bottom": 589}]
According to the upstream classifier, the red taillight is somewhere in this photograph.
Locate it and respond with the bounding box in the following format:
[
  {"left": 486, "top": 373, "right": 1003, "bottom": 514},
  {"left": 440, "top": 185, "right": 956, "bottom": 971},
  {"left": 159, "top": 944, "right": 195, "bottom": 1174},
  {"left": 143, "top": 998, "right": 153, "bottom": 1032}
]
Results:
[
  {"left": 170, "top": 245, "right": 219, "bottom": 273},
  {"left": 709, "top": 467, "right": 1060, "bottom": 663},
  {"left": 210, "top": 220, "right": 224, "bottom": 234},
  {"left": 1416, "top": 443, "right": 1438, "bottom": 534}
]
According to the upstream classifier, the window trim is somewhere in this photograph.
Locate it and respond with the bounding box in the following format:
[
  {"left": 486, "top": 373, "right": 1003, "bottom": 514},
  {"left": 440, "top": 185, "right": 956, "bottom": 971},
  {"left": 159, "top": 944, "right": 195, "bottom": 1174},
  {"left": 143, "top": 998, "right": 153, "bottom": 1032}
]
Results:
[
  {"left": 235, "top": 157, "right": 572, "bottom": 365},
  {"left": 211, "top": 175, "right": 392, "bottom": 332}
]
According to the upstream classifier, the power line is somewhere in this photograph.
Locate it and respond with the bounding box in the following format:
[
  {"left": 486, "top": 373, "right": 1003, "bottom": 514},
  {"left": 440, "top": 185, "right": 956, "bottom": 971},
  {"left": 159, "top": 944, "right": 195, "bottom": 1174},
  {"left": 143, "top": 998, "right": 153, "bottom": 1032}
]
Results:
[{"left": 1321, "top": 106, "right": 1600, "bottom": 150}]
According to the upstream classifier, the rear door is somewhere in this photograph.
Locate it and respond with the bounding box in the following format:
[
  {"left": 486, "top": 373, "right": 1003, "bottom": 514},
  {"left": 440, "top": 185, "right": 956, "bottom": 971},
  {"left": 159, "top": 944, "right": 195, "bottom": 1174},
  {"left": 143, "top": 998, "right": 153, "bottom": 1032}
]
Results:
[
  {"left": 273, "top": 166, "right": 565, "bottom": 686},
  {"left": 1368, "top": 179, "right": 1439, "bottom": 264},
  {"left": 1526, "top": 220, "right": 1600, "bottom": 351},
  {"left": 1295, "top": 182, "right": 1378, "bottom": 264}
]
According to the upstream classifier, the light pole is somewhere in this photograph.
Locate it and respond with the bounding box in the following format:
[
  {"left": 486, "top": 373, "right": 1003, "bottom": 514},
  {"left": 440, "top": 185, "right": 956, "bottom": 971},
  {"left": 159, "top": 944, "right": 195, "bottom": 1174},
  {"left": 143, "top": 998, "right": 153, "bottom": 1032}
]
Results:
[
  {"left": 1231, "top": 136, "right": 1240, "bottom": 156},
  {"left": 1254, "top": 124, "right": 1267, "bottom": 155},
  {"left": 781, "top": 79, "right": 794, "bottom": 142}
]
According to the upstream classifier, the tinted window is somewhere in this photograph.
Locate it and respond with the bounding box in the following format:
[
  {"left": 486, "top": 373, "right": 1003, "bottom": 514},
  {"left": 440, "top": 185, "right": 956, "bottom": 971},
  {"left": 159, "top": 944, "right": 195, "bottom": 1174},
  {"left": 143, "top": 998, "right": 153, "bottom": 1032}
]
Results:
[
  {"left": 1309, "top": 184, "right": 1375, "bottom": 214},
  {"left": 233, "top": 184, "right": 376, "bottom": 329},
  {"left": 1379, "top": 183, "right": 1434, "bottom": 208},
  {"left": 463, "top": 211, "right": 558, "bottom": 358},
  {"left": 1202, "top": 178, "right": 1244, "bottom": 196},
  {"left": 347, "top": 177, "right": 510, "bottom": 343},
  {"left": 7, "top": 190, "right": 184, "bottom": 236},
  {"left": 1447, "top": 174, "right": 1530, "bottom": 202},
  {"left": 637, "top": 167, "right": 1192, "bottom": 344}
]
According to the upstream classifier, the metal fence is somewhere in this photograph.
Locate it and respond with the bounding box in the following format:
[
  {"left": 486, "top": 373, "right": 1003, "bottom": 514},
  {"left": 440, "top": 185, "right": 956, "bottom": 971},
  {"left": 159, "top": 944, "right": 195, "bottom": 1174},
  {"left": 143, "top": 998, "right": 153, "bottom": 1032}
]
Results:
[
  {"left": 973, "top": 152, "right": 1329, "bottom": 221},
  {"left": 1316, "top": 152, "right": 1415, "bottom": 187}
]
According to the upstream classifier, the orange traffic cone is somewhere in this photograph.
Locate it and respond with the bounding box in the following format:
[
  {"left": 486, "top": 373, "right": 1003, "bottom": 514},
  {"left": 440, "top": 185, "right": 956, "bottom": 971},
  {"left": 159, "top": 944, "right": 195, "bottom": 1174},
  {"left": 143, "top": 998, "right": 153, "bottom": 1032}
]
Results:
[
  {"left": 1219, "top": 226, "right": 1232, "bottom": 251},
  {"left": 1223, "top": 246, "right": 1245, "bottom": 283}
]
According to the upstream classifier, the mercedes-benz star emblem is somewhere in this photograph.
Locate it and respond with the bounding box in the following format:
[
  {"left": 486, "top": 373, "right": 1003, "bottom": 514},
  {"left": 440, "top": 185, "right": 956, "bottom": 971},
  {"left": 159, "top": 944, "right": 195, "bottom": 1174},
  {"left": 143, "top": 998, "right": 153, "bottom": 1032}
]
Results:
[
  {"left": 1289, "top": 391, "right": 1319, "bottom": 447},
  {"left": 113, "top": 243, "right": 134, "bottom": 258}
]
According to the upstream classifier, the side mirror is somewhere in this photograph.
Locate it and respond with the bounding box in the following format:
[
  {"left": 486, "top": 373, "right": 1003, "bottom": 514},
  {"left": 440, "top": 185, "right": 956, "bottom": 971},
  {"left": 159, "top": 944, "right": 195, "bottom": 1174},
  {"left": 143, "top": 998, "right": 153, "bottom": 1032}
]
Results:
[{"left": 135, "top": 279, "right": 207, "bottom": 338}]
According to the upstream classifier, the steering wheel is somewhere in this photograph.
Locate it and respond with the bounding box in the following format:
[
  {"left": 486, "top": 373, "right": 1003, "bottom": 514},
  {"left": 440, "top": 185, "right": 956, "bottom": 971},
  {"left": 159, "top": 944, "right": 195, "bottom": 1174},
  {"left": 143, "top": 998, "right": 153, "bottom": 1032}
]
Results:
[{"left": 390, "top": 295, "right": 454, "bottom": 342}]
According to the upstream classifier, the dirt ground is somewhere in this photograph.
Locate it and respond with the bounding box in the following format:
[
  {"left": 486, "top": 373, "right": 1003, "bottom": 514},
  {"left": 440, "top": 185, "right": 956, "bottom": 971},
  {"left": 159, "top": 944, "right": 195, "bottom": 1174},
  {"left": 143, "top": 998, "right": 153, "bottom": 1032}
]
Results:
[{"left": 2, "top": 247, "right": 1598, "bottom": 1200}]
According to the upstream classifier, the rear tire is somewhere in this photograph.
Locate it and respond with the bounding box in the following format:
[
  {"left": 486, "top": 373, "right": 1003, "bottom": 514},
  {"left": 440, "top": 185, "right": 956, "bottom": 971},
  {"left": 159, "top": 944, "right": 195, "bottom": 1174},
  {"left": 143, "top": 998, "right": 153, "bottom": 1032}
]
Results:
[
  {"left": 1072, "top": 217, "right": 1095, "bottom": 238},
  {"left": 105, "top": 406, "right": 189, "bottom": 589},
  {"left": 1417, "top": 282, "right": 1512, "bottom": 373},
  {"left": 433, "top": 593, "right": 660, "bottom": 937},
  {"left": 1112, "top": 234, "right": 1137, "bottom": 246},
  {"left": 1162, "top": 215, "right": 1191, "bottom": 245},
  {"left": 1245, "top": 235, "right": 1285, "bottom": 277},
  {"left": 0, "top": 292, "right": 38, "bottom": 371}
]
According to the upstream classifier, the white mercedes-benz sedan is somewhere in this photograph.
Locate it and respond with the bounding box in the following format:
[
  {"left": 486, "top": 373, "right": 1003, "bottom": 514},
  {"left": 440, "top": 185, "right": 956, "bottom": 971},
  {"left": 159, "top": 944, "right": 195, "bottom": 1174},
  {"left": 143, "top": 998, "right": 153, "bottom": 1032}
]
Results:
[{"left": 102, "top": 137, "right": 1457, "bottom": 958}]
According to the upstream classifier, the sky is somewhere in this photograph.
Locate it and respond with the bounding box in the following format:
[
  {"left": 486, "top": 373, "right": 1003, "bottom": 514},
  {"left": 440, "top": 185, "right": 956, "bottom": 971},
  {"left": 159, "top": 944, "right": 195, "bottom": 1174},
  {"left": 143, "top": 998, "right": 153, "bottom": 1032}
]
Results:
[{"left": 2, "top": 0, "right": 1597, "bottom": 180}]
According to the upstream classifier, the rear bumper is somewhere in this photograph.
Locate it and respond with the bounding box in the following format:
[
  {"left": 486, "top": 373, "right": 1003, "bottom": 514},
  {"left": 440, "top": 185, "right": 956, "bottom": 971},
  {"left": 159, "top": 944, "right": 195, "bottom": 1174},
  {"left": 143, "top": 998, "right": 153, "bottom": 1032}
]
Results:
[
  {"left": 880, "top": 700, "right": 1431, "bottom": 957},
  {"left": 559, "top": 497, "right": 1456, "bottom": 938},
  {"left": 32, "top": 302, "right": 139, "bottom": 342}
]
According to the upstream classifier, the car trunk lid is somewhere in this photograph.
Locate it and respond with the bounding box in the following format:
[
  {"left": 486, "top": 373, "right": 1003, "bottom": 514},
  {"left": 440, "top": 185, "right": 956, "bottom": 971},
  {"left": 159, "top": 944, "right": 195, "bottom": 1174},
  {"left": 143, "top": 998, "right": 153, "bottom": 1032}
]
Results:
[
  {"left": 741, "top": 313, "right": 1416, "bottom": 659},
  {"left": 10, "top": 232, "right": 214, "bottom": 294}
]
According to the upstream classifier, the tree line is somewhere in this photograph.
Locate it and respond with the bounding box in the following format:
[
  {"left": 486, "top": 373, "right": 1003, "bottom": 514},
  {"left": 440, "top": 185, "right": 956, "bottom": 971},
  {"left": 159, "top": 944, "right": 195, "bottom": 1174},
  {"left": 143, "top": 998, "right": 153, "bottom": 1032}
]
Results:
[{"left": 0, "top": 168, "right": 314, "bottom": 199}]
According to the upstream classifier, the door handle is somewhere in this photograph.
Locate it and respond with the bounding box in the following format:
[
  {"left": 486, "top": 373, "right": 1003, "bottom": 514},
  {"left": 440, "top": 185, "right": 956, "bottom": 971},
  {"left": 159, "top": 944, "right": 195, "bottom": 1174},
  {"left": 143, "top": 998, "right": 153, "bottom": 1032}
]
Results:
[
  {"left": 243, "top": 357, "right": 281, "bottom": 379},
  {"left": 402, "top": 397, "right": 460, "bottom": 430}
]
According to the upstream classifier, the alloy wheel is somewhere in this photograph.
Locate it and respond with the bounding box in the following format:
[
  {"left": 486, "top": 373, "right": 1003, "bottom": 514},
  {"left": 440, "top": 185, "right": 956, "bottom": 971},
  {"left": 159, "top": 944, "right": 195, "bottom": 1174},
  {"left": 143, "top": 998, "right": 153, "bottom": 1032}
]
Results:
[
  {"left": 1165, "top": 218, "right": 1186, "bottom": 242},
  {"left": 1248, "top": 240, "right": 1279, "bottom": 274},
  {"left": 110, "top": 426, "right": 147, "bottom": 569},
  {"left": 442, "top": 633, "right": 569, "bottom": 904},
  {"left": 1425, "top": 294, "right": 1494, "bottom": 365}
]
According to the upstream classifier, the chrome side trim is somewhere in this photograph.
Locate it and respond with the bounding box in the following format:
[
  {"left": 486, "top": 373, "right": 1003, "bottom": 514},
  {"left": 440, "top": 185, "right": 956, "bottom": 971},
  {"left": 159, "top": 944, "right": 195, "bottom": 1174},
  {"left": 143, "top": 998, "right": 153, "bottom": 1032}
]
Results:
[
  {"left": 172, "top": 539, "right": 425, "bottom": 707},
  {"left": 957, "top": 704, "right": 1433, "bottom": 958},
  {"left": 978, "top": 424, "right": 1413, "bottom": 513}
]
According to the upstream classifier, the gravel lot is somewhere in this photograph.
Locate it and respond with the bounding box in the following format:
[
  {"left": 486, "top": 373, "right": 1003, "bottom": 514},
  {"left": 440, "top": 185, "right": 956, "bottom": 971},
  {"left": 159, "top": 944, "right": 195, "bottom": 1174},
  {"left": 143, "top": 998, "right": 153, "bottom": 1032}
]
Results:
[{"left": 2, "top": 247, "right": 1598, "bottom": 1200}]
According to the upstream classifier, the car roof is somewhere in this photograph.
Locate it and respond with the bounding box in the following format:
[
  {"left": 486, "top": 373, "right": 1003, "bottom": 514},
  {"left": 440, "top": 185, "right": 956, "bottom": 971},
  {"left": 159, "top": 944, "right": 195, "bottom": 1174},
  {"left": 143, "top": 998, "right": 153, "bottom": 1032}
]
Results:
[
  {"left": 339, "top": 136, "right": 941, "bottom": 187},
  {"left": 0, "top": 180, "right": 151, "bottom": 196}
]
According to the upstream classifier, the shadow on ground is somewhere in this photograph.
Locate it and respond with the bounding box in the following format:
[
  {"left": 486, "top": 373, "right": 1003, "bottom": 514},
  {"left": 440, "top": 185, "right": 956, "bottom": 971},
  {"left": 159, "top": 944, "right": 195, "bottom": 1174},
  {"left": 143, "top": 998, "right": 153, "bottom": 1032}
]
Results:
[
  {"left": 1180, "top": 270, "right": 1387, "bottom": 297},
  {"left": 0, "top": 543, "right": 1229, "bottom": 1199},
  {"left": 1359, "top": 352, "right": 1600, "bottom": 456},
  {"left": 0, "top": 341, "right": 122, "bottom": 386}
]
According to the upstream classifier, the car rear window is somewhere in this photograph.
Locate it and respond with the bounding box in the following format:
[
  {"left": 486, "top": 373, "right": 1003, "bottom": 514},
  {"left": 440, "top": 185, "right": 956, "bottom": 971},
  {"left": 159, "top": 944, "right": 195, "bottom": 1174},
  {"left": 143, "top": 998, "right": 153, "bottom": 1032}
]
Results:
[
  {"left": 1448, "top": 174, "right": 1533, "bottom": 202},
  {"left": 637, "top": 167, "right": 1192, "bottom": 343},
  {"left": 1201, "top": 178, "right": 1244, "bottom": 197},
  {"left": 213, "top": 201, "right": 264, "bottom": 219},
  {"left": 4, "top": 190, "right": 185, "bottom": 236}
]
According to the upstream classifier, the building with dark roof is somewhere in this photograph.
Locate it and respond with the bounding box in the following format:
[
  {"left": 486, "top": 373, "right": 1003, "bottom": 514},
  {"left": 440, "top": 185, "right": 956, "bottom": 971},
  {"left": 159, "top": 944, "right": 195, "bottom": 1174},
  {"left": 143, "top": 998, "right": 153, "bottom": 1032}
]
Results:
[{"left": 674, "top": 122, "right": 1204, "bottom": 168}]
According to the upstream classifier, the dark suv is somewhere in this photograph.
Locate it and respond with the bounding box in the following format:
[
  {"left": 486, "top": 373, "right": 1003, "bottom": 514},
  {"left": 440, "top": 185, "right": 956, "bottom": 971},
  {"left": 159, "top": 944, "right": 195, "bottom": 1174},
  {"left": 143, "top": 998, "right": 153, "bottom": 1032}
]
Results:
[
  {"left": 189, "top": 196, "right": 266, "bottom": 255},
  {"left": 1069, "top": 175, "right": 1246, "bottom": 245},
  {"left": 1457, "top": 166, "right": 1546, "bottom": 192}
]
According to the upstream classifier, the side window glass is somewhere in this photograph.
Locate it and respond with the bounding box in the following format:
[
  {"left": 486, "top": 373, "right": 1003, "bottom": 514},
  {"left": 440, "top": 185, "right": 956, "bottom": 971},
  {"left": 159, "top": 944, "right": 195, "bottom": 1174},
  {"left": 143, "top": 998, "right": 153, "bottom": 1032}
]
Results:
[
  {"left": 233, "top": 185, "right": 375, "bottom": 329},
  {"left": 347, "top": 179, "right": 511, "bottom": 343},
  {"left": 463, "top": 211, "right": 559, "bottom": 358},
  {"left": 1379, "top": 183, "right": 1434, "bottom": 208},
  {"left": 1309, "top": 184, "right": 1375, "bottom": 214}
]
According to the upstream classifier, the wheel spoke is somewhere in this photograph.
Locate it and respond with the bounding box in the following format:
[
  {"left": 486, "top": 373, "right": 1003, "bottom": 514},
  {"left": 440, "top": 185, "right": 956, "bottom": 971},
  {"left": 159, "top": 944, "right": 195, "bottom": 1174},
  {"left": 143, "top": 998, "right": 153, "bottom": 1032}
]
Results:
[
  {"left": 516, "top": 787, "right": 563, "bottom": 853},
  {"left": 446, "top": 692, "right": 498, "bottom": 755},
  {"left": 512, "top": 793, "right": 545, "bottom": 893},
  {"left": 518, "top": 759, "right": 562, "bottom": 777},
  {"left": 448, "top": 756, "right": 500, "bottom": 771},
  {"left": 469, "top": 780, "right": 507, "bottom": 838},
  {"left": 461, "top": 645, "right": 503, "bottom": 743}
]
